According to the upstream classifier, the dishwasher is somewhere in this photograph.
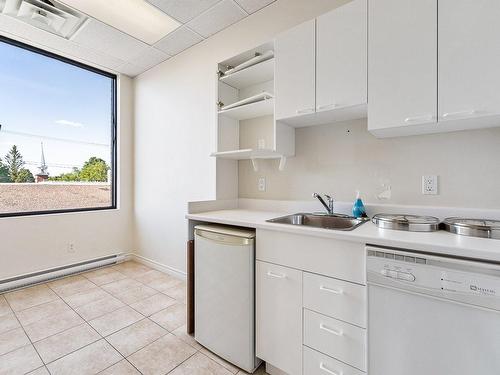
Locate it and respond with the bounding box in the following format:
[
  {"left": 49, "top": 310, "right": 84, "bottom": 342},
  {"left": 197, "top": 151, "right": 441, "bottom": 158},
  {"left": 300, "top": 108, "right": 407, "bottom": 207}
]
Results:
[
  {"left": 194, "top": 224, "right": 261, "bottom": 373},
  {"left": 367, "top": 246, "right": 500, "bottom": 375}
]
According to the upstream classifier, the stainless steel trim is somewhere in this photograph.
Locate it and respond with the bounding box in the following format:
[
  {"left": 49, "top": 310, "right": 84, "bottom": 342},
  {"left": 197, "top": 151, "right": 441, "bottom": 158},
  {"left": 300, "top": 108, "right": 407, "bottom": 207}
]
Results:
[
  {"left": 443, "top": 217, "right": 500, "bottom": 240},
  {"left": 195, "top": 229, "right": 254, "bottom": 246},
  {"left": 372, "top": 214, "right": 440, "bottom": 232}
]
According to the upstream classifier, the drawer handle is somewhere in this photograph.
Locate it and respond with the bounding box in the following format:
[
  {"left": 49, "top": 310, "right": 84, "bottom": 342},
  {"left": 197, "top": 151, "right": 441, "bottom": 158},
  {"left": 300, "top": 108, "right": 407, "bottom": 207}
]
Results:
[
  {"left": 316, "top": 103, "right": 337, "bottom": 111},
  {"left": 296, "top": 108, "right": 315, "bottom": 114},
  {"left": 267, "top": 271, "right": 286, "bottom": 279},
  {"left": 404, "top": 114, "right": 434, "bottom": 123},
  {"left": 441, "top": 109, "right": 476, "bottom": 119},
  {"left": 319, "top": 362, "right": 343, "bottom": 375},
  {"left": 319, "top": 323, "right": 343, "bottom": 336},
  {"left": 319, "top": 285, "right": 344, "bottom": 295}
]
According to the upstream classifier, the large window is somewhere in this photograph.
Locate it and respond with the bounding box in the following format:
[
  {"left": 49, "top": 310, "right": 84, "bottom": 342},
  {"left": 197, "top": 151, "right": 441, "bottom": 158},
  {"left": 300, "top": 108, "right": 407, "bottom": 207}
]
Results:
[{"left": 0, "top": 36, "right": 116, "bottom": 217}]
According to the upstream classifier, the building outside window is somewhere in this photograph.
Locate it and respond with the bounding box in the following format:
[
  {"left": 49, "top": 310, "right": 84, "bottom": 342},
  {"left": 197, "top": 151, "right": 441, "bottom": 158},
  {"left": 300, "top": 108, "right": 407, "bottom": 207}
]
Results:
[{"left": 0, "top": 36, "right": 117, "bottom": 217}]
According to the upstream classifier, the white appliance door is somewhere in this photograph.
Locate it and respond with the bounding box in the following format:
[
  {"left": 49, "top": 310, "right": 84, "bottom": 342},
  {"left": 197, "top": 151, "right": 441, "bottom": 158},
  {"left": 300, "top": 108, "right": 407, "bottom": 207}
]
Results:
[
  {"left": 368, "top": 284, "right": 500, "bottom": 375},
  {"left": 195, "top": 230, "right": 256, "bottom": 372}
]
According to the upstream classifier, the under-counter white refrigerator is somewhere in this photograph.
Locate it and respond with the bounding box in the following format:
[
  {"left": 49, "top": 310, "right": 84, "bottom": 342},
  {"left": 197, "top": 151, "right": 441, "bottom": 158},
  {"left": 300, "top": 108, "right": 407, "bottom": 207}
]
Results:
[{"left": 194, "top": 224, "right": 261, "bottom": 373}]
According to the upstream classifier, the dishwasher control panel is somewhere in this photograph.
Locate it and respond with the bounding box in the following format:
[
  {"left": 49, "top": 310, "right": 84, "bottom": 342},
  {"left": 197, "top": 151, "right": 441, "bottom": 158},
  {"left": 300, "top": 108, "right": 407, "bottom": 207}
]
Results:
[{"left": 367, "top": 246, "right": 500, "bottom": 311}]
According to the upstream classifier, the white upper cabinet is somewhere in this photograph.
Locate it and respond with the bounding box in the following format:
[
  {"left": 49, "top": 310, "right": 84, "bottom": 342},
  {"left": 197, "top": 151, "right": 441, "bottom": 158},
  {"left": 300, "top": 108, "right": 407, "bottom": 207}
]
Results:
[
  {"left": 316, "top": 0, "right": 367, "bottom": 113},
  {"left": 368, "top": 0, "right": 438, "bottom": 136},
  {"left": 438, "top": 0, "right": 500, "bottom": 129},
  {"left": 275, "top": 19, "right": 316, "bottom": 121}
]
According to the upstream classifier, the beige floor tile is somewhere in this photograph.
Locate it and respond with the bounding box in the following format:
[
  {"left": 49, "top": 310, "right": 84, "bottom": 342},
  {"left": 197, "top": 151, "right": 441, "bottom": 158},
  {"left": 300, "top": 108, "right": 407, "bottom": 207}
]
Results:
[
  {"left": 106, "top": 318, "right": 167, "bottom": 357},
  {"left": 199, "top": 347, "right": 240, "bottom": 374},
  {"left": 16, "top": 299, "right": 70, "bottom": 327},
  {"left": 0, "top": 344, "right": 44, "bottom": 375},
  {"left": 34, "top": 323, "right": 100, "bottom": 364},
  {"left": 47, "top": 339, "right": 122, "bottom": 375},
  {"left": 170, "top": 352, "right": 234, "bottom": 375},
  {"left": 0, "top": 327, "right": 30, "bottom": 356},
  {"left": 146, "top": 275, "right": 183, "bottom": 294},
  {"left": 75, "top": 295, "right": 125, "bottom": 321},
  {"left": 236, "top": 363, "right": 268, "bottom": 375},
  {"left": 172, "top": 325, "right": 202, "bottom": 350},
  {"left": 27, "top": 366, "right": 50, "bottom": 374},
  {"left": 48, "top": 276, "right": 96, "bottom": 298},
  {"left": 99, "top": 359, "right": 140, "bottom": 374},
  {"left": 132, "top": 270, "right": 167, "bottom": 284},
  {"left": 112, "top": 262, "right": 151, "bottom": 278},
  {"left": 24, "top": 309, "right": 84, "bottom": 342},
  {"left": 83, "top": 268, "right": 127, "bottom": 286},
  {"left": 130, "top": 294, "right": 176, "bottom": 316},
  {"left": 63, "top": 287, "right": 111, "bottom": 309},
  {"left": 0, "top": 295, "right": 12, "bottom": 317},
  {"left": 5, "top": 284, "right": 59, "bottom": 312},
  {"left": 127, "top": 334, "right": 196, "bottom": 375},
  {"left": 89, "top": 306, "right": 143, "bottom": 337},
  {"left": 149, "top": 303, "right": 186, "bottom": 332},
  {"left": 0, "top": 313, "right": 20, "bottom": 335},
  {"left": 114, "top": 285, "right": 158, "bottom": 305},
  {"left": 163, "top": 282, "right": 187, "bottom": 304},
  {"left": 101, "top": 278, "right": 143, "bottom": 296}
]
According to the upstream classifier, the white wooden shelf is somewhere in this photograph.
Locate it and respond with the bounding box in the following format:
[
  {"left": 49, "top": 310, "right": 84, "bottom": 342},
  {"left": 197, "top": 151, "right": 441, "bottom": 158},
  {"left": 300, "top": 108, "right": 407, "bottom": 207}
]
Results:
[
  {"left": 219, "top": 58, "right": 274, "bottom": 89},
  {"left": 210, "top": 148, "right": 282, "bottom": 160},
  {"left": 218, "top": 94, "right": 274, "bottom": 120}
]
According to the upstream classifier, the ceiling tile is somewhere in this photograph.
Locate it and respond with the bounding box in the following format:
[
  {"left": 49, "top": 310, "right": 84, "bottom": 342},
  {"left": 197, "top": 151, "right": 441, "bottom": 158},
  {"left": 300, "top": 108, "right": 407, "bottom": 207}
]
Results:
[
  {"left": 234, "top": 0, "right": 276, "bottom": 14},
  {"left": 116, "top": 62, "right": 144, "bottom": 78},
  {"left": 128, "top": 47, "right": 171, "bottom": 71},
  {"left": 187, "top": 0, "right": 247, "bottom": 38},
  {"left": 71, "top": 19, "right": 148, "bottom": 62},
  {"left": 147, "top": 0, "right": 222, "bottom": 23},
  {"left": 0, "top": 15, "right": 124, "bottom": 70},
  {"left": 154, "top": 26, "right": 203, "bottom": 56}
]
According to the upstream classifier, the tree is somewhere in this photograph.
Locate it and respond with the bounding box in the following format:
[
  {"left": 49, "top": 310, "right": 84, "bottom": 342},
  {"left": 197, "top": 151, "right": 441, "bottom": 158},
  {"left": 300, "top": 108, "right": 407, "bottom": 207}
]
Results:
[
  {"left": 0, "top": 159, "right": 10, "bottom": 183},
  {"left": 48, "top": 168, "right": 80, "bottom": 182},
  {"left": 79, "top": 157, "right": 109, "bottom": 182},
  {"left": 4, "top": 145, "right": 25, "bottom": 182},
  {"left": 15, "top": 168, "right": 35, "bottom": 183}
]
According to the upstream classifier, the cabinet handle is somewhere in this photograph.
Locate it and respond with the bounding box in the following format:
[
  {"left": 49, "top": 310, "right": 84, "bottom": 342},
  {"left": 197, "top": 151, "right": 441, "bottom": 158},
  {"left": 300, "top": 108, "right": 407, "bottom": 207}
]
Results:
[
  {"left": 316, "top": 103, "right": 338, "bottom": 111},
  {"left": 319, "top": 285, "right": 344, "bottom": 295},
  {"left": 441, "top": 110, "right": 476, "bottom": 119},
  {"left": 267, "top": 271, "right": 286, "bottom": 279},
  {"left": 319, "top": 323, "right": 343, "bottom": 336},
  {"left": 319, "top": 362, "right": 343, "bottom": 375},
  {"left": 296, "top": 108, "right": 315, "bottom": 114},
  {"left": 404, "top": 114, "right": 434, "bottom": 123}
]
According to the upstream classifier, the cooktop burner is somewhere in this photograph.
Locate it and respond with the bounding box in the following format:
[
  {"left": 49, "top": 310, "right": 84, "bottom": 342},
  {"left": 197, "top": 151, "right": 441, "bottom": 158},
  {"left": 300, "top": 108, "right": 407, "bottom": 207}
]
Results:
[
  {"left": 372, "top": 214, "right": 440, "bottom": 232},
  {"left": 442, "top": 218, "right": 500, "bottom": 240}
]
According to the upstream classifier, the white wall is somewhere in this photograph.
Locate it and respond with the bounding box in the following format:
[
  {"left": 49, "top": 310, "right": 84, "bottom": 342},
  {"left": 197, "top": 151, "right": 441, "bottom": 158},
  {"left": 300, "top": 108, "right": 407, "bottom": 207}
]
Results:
[
  {"left": 239, "top": 119, "right": 500, "bottom": 208},
  {"left": 133, "top": 0, "right": 348, "bottom": 274},
  {"left": 0, "top": 76, "right": 134, "bottom": 280}
]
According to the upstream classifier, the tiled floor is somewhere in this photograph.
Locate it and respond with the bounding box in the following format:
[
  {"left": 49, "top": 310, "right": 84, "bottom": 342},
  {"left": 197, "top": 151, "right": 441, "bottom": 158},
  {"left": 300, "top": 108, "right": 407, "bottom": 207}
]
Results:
[{"left": 0, "top": 261, "right": 266, "bottom": 375}]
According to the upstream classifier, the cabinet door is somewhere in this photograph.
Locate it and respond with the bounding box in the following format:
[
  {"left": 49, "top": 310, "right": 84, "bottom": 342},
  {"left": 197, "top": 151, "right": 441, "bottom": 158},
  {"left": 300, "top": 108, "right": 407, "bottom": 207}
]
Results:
[
  {"left": 316, "top": 0, "right": 367, "bottom": 112},
  {"left": 368, "top": 0, "right": 437, "bottom": 133},
  {"left": 438, "top": 0, "right": 500, "bottom": 125},
  {"left": 256, "top": 261, "right": 302, "bottom": 375},
  {"left": 275, "top": 19, "right": 316, "bottom": 121}
]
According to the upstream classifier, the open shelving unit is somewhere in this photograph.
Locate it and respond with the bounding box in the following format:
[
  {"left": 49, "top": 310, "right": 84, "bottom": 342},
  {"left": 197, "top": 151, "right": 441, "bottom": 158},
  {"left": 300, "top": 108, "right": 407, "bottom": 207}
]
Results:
[{"left": 212, "top": 42, "right": 295, "bottom": 171}]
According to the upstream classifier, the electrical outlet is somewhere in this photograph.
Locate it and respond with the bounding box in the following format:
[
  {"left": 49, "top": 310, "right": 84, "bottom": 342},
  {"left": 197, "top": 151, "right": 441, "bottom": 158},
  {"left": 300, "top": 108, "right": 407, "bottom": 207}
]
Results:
[
  {"left": 422, "top": 175, "right": 438, "bottom": 195},
  {"left": 67, "top": 242, "right": 76, "bottom": 253},
  {"left": 258, "top": 177, "right": 266, "bottom": 192}
]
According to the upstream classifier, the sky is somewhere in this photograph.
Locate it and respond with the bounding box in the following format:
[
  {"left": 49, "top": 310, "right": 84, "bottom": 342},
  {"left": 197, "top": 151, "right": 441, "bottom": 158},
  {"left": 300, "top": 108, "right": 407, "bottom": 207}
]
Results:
[{"left": 0, "top": 40, "right": 113, "bottom": 177}]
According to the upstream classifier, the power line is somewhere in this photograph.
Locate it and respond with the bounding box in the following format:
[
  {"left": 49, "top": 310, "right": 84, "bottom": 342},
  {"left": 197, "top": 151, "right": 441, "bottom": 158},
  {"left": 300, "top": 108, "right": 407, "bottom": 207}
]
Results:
[{"left": 0, "top": 129, "right": 109, "bottom": 147}]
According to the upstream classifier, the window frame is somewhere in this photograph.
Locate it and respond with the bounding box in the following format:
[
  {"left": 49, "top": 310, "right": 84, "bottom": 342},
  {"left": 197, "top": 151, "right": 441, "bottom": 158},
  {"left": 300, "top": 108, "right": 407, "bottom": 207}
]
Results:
[{"left": 0, "top": 35, "right": 118, "bottom": 218}]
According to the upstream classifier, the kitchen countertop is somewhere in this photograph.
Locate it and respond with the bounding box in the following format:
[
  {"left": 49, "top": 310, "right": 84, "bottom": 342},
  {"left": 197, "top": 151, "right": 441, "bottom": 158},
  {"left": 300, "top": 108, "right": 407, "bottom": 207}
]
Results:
[{"left": 186, "top": 209, "right": 500, "bottom": 262}]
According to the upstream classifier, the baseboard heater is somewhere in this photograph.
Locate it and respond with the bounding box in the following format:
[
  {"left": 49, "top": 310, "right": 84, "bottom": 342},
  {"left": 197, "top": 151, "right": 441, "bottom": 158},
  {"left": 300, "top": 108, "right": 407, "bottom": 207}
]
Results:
[{"left": 0, "top": 253, "right": 126, "bottom": 293}]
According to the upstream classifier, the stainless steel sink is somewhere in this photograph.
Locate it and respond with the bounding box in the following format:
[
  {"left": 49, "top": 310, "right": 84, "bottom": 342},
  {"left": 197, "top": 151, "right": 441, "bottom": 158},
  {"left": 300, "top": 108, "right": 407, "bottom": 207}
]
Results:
[{"left": 266, "top": 213, "right": 368, "bottom": 231}]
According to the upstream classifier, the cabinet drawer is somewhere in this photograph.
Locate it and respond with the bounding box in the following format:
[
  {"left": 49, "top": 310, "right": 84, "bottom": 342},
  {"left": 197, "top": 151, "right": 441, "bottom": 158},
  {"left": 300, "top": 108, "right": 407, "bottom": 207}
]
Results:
[
  {"left": 303, "top": 272, "right": 366, "bottom": 327},
  {"left": 304, "top": 309, "right": 366, "bottom": 371},
  {"left": 304, "top": 346, "right": 365, "bottom": 375},
  {"left": 256, "top": 229, "right": 365, "bottom": 284}
]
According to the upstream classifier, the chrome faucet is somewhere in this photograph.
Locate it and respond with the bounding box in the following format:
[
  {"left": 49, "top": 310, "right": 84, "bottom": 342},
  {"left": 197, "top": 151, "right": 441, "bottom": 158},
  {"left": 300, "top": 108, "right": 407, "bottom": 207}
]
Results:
[{"left": 313, "top": 193, "right": 334, "bottom": 215}]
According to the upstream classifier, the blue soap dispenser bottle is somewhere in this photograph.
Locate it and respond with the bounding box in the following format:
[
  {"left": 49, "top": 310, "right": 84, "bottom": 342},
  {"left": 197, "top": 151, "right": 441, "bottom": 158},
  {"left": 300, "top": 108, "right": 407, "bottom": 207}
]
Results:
[{"left": 352, "top": 190, "right": 366, "bottom": 218}]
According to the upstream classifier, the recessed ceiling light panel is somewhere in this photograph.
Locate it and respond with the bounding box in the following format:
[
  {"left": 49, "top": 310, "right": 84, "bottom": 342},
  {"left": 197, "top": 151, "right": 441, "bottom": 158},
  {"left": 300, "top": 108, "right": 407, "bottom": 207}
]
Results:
[{"left": 58, "top": 0, "right": 181, "bottom": 44}]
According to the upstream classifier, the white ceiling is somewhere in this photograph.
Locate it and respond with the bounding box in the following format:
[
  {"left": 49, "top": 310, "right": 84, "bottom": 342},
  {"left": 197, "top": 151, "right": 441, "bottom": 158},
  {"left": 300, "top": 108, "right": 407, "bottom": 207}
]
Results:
[{"left": 0, "top": 0, "right": 277, "bottom": 77}]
